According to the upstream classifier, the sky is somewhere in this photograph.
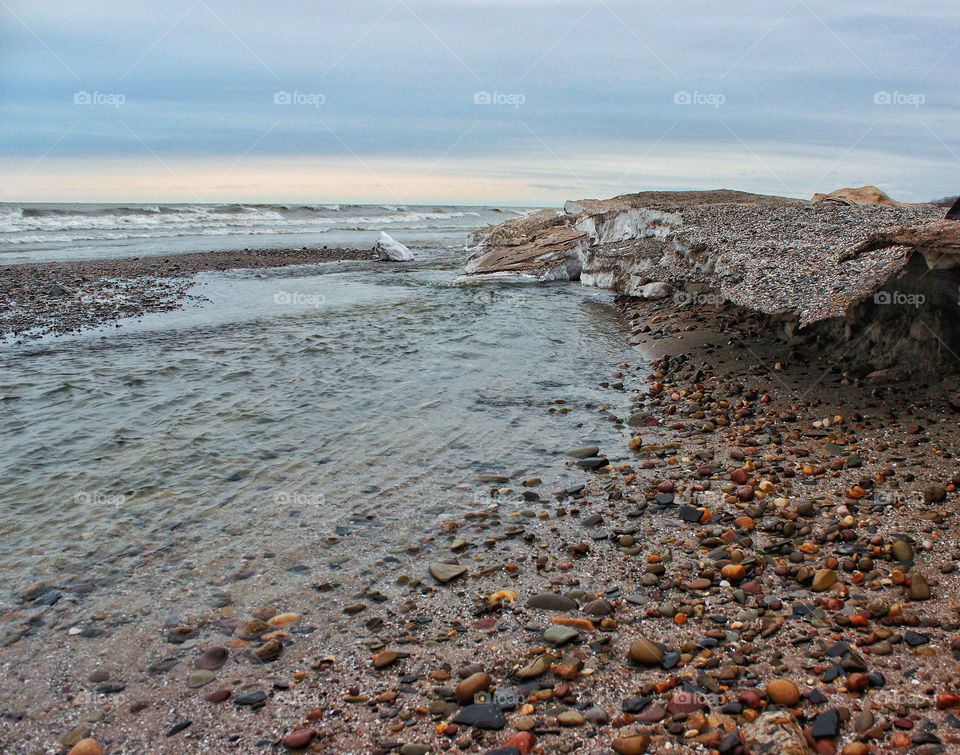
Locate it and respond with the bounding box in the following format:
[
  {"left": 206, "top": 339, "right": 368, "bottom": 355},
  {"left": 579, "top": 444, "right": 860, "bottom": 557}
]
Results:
[{"left": 1, "top": 0, "right": 957, "bottom": 206}]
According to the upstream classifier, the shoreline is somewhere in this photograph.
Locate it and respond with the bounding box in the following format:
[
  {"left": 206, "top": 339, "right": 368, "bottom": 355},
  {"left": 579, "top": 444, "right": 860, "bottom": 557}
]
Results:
[
  {"left": 0, "top": 246, "right": 373, "bottom": 340},
  {"left": 3, "top": 292, "right": 959, "bottom": 754}
]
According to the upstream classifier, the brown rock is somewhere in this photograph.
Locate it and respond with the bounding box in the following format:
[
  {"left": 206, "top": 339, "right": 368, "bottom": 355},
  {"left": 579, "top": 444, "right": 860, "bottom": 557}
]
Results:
[
  {"left": 612, "top": 734, "right": 650, "bottom": 755},
  {"left": 811, "top": 569, "right": 837, "bottom": 592},
  {"left": 766, "top": 679, "right": 801, "bottom": 706},
  {"left": 628, "top": 638, "right": 664, "bottom": 665},
  {"left": 282, "top": 728, "right": 317, "bottom": 749},
  {"left": 456, "top": 672, "right": 491, "bottom": 704},
  {"left": 68, "top": 741, "right": 105, "bottom": 755}
]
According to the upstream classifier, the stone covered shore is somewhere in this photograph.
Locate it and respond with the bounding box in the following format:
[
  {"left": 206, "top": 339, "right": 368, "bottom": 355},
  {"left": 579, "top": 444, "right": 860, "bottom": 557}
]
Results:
[
  {"left": 7, "top": 285, "right": 960, "bottom": 755},
  {"left": 0, "top": 246, "right": 372, "bottom": 340}
]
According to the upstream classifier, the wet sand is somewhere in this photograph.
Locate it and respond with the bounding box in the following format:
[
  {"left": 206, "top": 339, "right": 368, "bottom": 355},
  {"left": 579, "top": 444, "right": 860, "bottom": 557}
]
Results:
[
  {"left": 3, "top": 292, "right": 960, "bottom": 754},
  {"left": 0, "top": 247, "right": 372, "bottom": 339}
]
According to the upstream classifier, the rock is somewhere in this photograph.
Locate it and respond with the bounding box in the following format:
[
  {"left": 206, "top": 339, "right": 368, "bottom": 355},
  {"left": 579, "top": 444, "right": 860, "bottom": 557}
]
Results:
[
  {"left": 612, "top": 734, "right": 650, "bottom": 755},
  {"left": 892, "top": 540, "right": 914, "bottom": 563},
  {"left": 235, "top": 690, "right": 267, "bottom": 707},
  {"left": 721, "top": 564, "right": 746, "bottom": 581},
  {"left": 430, "top": 563, "right": 468, "bottom": 583},
  {"left": 811, "top": 569, "right": 837, "bottom": 592},
  {"left": 811, "top": 186, "right": 904, "bottom": 207},
  {"left": 399, "top": 745, "right": 429, "bottom": 755},
  {"left": 639, "top": 282, "right": 671, "bottom": 299},
  {"left": 544, "top": 625, "right": 579, "bottom": 646},
  {"left": 68, "top": 740, "right": 104, "bottom": 755},
  {"left": 205, "top": 689, "right": 231, "bottom": 703},
  {"left": 186, "top": 670, "right": 216, "bottom": 688},
  {"left": 515, "top": 654, "right": 552, "bottom": 680},
  {"left": 454, "top": 703, "right": 506, "bottom": 730},
  {"left": 576, "top": 457, "right": 609, "bottom": 470},
  {"left": 373, "top": 231, "right": 414, "bottom": 261},
  {"left": 456, "top": 672, "right": 492, "bottom": 705},
  {"left": 236, "top": 619, "right": 270, "bottom": 640},
  {"left": 923, "top": 484, "right": 947, "bottom": 503},
  {"left": 283, "top": 728, "right": 317, "bottom": 749},
  {"left": 195, "top": 646, "right": 228, "bottom": 670},
  {"left": 565, "top": 446, "right": 599, "bottom": 459},
  {"left": 766, "top": 679, "right": 801, "bottom": 706},
  {"left": 629, "top": 638, "right": 664, "bottom": 665},
  {"left": 557, "top": 710, "right": 585, "bottom": 726},
  {"left": 253, "top": 638, "right": 283, "bottom": 662},
  {"left": 373, "top": 651, "right": 399, "bottom": 669},
  {"left": 267, "top": 612, "right": 300, "bottom": 628},
  {"left": 527, "top": 593, "right": 578, "bottom": 611},
  {"left": 582, "top": 599, "right": 613, "bottom": 616},
  {"left": 495, "top": 732, "right": 536, "bottom": 755},
  {"left": 742, "top": 710, "right": 808, "bottom": 755},
  {"left": 910, "top": 572, "right": 931, "bottom": 600},
  {"left": 811, "top": 709, "right": 840, "bottom": 738}
]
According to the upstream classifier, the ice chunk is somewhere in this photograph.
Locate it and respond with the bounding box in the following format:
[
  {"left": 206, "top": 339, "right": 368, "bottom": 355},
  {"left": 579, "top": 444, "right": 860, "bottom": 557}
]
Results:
[{"left": 373, "top": 232, "right": 414, "bottom": 262}]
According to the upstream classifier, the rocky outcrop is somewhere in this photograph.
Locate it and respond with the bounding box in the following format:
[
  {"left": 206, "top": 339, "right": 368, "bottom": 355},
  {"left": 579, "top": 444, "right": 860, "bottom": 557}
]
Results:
[
  {"left": 467, "top": 187, "right": 960, "bottom": 377},
  {"left": 811, "top": 185, "right": 905, "bottom": 207},
  {"left": 467, "top": 188, "right": 951, "bottom": 326}
]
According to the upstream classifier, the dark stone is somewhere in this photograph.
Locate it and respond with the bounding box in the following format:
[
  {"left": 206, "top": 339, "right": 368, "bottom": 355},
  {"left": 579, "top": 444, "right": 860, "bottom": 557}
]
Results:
[
  {"left": 235, "top": 691, "right": 267, "bottom": 707},
  {"left": 576, "top": 457, "right": 608, "bottom": 471},
  {"left": 678, "top": 505, "right": 703, "bottom": 523},
  {"left": 526, "top": 593, "right": 578, "bottom": 611},
  {"left": 166, "top": 721, "right": 191, "bottom": 737},
  {"left": 811, "top": 709, "right": 840, "bottom": 739},
  {"left": 453, "top": 703, "right": 506, "bottom": 730},
  {"left": 622, "top": 696, "right": 651, "bottom": 714}
]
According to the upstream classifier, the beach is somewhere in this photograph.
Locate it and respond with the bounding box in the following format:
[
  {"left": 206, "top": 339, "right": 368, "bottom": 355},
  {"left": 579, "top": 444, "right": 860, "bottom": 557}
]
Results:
[{"left": 2, "top": 216, "right": 960, "bottom": 753}]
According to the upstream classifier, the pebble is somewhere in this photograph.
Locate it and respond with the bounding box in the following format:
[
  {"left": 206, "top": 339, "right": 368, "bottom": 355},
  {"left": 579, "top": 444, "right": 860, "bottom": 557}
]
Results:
[
  {"left": 544, "top": 625, "right": 579, "bottom": 646},
  {"left": 766, "top": 679, "right": 801, "bottom": 706},
  {"left": 456, "top": 672, "right": 491, "bottom": 704},
  {"left": 283, "top": 728, "right": 317, "bottom": 749},
  {"left": 453, "top": 703, "right": 506, "bottom": 730},
  {"left": 628, "top": 637, "right": 664, "bottom": 665},
  {"left": 527, "top": 592, "right": 578, "bottom": 611},
  {"left": 186, "top": 670, "right": 216, "bottom": 688},
  {"left": 910, "top": 571, "right": 931, "bottom": 600},
  {"left": 195, "top": 646, "right": 228, "bottom": 670},
  {"left": 612, "top": 734, "right": 650, "bottom": 755},
  {"left": 429, "top": 563, "right": 468, "bottom": 583},
  {"left": 67, "top": 740, "right": 104, "bottom": 755}
]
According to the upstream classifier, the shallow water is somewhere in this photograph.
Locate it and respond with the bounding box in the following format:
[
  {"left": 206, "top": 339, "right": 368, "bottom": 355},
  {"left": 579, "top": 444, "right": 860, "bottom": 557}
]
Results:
[{"left": 0, "top": 234, "right": 639, "bottom": 612}]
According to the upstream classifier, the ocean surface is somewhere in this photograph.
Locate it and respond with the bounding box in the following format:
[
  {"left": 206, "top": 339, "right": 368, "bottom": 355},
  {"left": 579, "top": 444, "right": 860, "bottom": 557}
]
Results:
[{"left": 0, "top": 203, "right": 638, "bottom": 615}]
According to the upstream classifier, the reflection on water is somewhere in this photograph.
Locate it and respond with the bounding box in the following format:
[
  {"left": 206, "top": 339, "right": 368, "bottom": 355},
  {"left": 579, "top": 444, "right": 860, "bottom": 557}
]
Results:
[{"left": 0, "top": 247, "right": 637, "bottom": 613}]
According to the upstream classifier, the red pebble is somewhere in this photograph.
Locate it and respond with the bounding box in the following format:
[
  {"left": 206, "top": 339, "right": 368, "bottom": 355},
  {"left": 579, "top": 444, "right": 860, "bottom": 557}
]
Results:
[
  {"left": 282, "top": 728, "right": 316, "bottom": 749},
  {"left": 204, "top": 689, "right": 231, "bottom": 703},
  {"left": 499, "top": 732, "right": 536, "bottom": 755}
]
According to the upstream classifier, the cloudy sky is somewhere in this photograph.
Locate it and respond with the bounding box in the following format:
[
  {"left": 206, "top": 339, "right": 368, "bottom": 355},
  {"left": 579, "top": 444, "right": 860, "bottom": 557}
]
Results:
[{"left": 1, "top": 0, "right": 957, "bottom": 205}]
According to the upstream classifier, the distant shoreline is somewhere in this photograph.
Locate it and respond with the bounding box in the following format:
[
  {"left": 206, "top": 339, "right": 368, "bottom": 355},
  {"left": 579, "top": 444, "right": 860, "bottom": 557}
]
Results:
[{"left": 0, "top": 246, "right": 371, "bottom": 340}]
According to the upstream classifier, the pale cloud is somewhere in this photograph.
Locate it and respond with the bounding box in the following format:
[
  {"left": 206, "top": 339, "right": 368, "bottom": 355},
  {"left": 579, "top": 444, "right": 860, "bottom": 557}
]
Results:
[{"left": 1, "top": 0, "right": 957, "bottom": 204}]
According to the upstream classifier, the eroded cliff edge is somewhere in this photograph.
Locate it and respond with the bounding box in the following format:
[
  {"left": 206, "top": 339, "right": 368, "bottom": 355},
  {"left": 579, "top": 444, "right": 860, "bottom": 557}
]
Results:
[{"left": 467, "top": 188, "right": 960, "bottom": 380}]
